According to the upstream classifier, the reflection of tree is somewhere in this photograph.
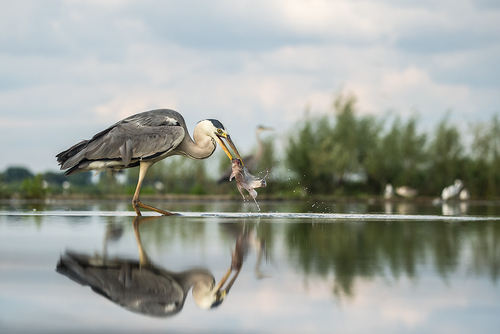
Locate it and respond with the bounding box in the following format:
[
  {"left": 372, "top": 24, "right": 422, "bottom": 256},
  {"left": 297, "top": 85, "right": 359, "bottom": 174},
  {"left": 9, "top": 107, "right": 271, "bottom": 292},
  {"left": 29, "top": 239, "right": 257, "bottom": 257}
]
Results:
[
  {"left": 136, "top": 217, "right": 207, "bottom": 253},
  {"left": 469, "top": 222, "right": 500, "bottom": 282},
  {"left": 285, "top": 220, "right": 500, "bottom": 300}
]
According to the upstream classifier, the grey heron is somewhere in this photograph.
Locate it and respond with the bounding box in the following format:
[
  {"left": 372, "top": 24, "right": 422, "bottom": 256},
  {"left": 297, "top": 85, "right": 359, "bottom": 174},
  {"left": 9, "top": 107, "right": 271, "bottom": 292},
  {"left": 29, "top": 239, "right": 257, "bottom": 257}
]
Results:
[
  {"left": 55, "top": 216, "right": 239, "bottom": 317},
  {"left": 56, "top": 109, "right": 243, "bottom": 216},
  {"left": 217, "top": 125, "right": 273, "bottom": 184}
]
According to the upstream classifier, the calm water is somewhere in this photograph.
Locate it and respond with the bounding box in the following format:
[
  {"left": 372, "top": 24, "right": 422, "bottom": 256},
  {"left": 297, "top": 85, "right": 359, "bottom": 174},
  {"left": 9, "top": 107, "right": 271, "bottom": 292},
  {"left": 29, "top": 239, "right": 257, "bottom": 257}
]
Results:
[{"left": 1, "top": 199, "right": 500, "bottom": 333}]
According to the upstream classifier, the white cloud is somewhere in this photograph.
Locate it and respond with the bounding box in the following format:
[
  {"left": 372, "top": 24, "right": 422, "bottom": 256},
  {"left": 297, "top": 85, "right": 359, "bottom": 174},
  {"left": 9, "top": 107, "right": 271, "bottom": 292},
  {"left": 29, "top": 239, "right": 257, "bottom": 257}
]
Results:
[
  {"left": 0, "top": 0, "right": 499, "bottom": 172},
  {"left": 349, "top": 66, "right": 471, "bottom": 116}
]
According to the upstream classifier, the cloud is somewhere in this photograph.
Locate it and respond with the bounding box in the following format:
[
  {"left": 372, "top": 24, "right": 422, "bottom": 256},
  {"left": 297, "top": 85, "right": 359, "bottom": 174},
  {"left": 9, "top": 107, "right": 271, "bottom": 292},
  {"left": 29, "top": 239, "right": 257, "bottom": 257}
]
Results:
[
  {"left": 0, "top": 0, "right": 499, "bottom": 172},
  {"left": 125, "top": 0, "right": 404, "bottom": 51},
  {"left": 353, "top": 66, "right": 471, "bottom": 114},
  {"left": 430, "top": 47, "right": 500, "bottom": 88}
]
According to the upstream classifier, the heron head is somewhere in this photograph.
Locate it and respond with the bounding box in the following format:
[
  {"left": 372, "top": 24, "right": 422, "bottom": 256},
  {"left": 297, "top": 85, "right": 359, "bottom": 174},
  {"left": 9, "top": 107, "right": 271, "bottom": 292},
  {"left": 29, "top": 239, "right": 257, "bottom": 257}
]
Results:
[
  {"left": 192, "top": 278, "right": 227, "bottom": 310},
  {"left": 210, "top": 290, "right": 227, "bottom": 309},
  {"left": 200, "top": 119, "right": 244, "bottom": 165},
  {"left": 192, "top": 266, "right": 238, "bottom": 310}
]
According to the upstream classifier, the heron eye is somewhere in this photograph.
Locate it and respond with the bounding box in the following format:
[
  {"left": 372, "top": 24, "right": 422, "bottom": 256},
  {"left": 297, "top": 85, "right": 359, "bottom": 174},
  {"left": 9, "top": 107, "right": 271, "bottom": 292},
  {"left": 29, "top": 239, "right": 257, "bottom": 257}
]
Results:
[{"left": 217, "top": 128, "right": 223, "bottom": 134}]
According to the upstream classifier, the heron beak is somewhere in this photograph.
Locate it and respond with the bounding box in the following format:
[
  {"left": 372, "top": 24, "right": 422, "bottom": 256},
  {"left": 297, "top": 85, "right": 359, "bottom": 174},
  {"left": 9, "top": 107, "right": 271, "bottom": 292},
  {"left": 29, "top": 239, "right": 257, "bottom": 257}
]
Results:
[
  {"left": 216, "top": 134, "right": 244, "bottom": 166},
  {"left": 214, "top": 267, "right": 232, "bottom": 294},
  {"left": 213, "top": 266, "right": 241, "bottom": 301}
]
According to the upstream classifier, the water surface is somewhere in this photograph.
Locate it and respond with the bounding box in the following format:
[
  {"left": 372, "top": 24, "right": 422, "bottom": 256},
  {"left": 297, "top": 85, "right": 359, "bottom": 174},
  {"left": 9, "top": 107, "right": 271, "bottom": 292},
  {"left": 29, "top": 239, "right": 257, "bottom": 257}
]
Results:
[{"left": 1, "top": 200, "right": 500, "bottom": 333}]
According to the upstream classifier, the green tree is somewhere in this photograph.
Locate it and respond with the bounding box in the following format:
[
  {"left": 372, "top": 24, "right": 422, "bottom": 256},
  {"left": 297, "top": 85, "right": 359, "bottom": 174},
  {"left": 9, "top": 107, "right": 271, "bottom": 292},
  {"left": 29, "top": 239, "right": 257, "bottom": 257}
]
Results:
[
  {"left": 365, "top": 117, "right": 404, "bottom": 189},
  {"left": 329, "top": 95, "right": 360, "bottom": 182},
  {"left": 470, "top": 114, "right": 500, "bottom": 198},
  {"left": 398, "top": 116, "right": 427, "bottom": 188},
  {"left": 286, "top": 93, "right": 383, "bottom": 195},
  {"left": 66, "top": 171, "right": 93, "bottom": 187},
  {"left": 42, "top": 171, "right": 66, "bottom": 186},
  {"left": 3, "top": 166, "right": 33, "bottom": 183},
  {"left": 427, "top": 117, "right": 463, "bottom": 195},
  {"left": 21, "top": 174, "right": 47, "bottom": 199},
  {"left": 286, "top": 114, "right": 330, "bottom": 193}
]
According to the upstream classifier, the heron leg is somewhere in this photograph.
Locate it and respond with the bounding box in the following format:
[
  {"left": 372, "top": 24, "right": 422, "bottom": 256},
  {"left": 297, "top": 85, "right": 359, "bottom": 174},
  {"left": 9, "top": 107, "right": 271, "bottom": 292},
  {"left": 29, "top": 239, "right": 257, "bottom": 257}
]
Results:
[
  {"left": 132, "top": 216, "right": 160, "bottom": 266},
  {"left": 132, "top": 161, "right": 178, "bottom": 216}
]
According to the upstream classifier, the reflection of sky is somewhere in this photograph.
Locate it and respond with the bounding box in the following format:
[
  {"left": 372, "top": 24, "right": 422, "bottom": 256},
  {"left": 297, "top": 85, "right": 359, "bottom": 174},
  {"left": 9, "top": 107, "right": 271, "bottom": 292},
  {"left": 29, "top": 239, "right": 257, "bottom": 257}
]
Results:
[{"left": 1, "top": 213, "right": 500, "bottom": 333}]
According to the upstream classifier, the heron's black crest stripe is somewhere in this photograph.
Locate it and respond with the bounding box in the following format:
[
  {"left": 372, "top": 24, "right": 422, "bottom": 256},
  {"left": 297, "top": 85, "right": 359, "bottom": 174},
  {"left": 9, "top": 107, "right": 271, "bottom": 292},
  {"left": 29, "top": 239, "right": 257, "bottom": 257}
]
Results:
[{"left": 206, "top": 119, "right": 226, "bottom": 130}]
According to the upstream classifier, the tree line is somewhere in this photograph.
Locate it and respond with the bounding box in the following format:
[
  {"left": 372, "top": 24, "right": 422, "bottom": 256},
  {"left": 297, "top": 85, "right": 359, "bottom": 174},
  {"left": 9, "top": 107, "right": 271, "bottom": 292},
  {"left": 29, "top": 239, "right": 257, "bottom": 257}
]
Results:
[
  {"left": 1, "top": 93, "right": 499, "bottom": 199},
  {"left": 285, "top": 94, "right": 500, "bottom": 198}
]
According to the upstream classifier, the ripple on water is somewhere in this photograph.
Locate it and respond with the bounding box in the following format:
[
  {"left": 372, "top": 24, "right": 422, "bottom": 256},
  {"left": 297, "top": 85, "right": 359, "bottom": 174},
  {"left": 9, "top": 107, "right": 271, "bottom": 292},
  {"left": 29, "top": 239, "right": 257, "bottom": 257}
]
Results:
[{"left": 0, "top": 210, "right": 499, "bottom": 221}]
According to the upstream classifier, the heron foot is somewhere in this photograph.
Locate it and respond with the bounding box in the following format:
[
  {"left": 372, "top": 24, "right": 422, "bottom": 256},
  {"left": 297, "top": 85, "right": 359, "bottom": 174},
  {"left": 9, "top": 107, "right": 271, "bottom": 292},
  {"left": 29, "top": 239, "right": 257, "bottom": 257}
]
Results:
[{"left": 133, "top": 200, "right": 179, "bottom": 216}]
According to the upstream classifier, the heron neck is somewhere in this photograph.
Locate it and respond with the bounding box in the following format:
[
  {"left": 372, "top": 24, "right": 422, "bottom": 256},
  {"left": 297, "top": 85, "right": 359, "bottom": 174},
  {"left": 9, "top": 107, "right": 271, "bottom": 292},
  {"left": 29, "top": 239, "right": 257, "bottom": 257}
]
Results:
[
  {"left": 178, "top": 268, "right": 214, "bottom": 292},
  {"left": 177, "top": 132, "right": 216, "bottom": 160},
  {"left": 254, "top": 131, "right": 264, "bottom": 160}
]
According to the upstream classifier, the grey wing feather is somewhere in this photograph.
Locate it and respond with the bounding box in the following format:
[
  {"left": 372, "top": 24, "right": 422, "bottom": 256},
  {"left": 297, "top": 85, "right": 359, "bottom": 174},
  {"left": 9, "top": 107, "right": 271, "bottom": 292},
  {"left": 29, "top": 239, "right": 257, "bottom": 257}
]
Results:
[
  {"left": 56, "top": 252, "right": 185, "bottom": 317},
  {"left": 119, "top": 139, "right": 133, "bottom": 166},
  {"left": 58, "top": 109, "right": 186, "bottom": 170},
  {"left": 120, "top": 109, "right": 186, "bottom": 128},
  {"left": 83, "top": 122, "right": 185, "bottom": 161}
]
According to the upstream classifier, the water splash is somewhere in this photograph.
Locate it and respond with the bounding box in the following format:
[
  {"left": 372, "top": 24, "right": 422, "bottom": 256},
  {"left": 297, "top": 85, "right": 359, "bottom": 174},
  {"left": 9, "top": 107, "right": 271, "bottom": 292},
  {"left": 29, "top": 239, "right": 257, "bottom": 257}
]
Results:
[{"left": 252, "top": 198, "right": 261, "bottom": 211}]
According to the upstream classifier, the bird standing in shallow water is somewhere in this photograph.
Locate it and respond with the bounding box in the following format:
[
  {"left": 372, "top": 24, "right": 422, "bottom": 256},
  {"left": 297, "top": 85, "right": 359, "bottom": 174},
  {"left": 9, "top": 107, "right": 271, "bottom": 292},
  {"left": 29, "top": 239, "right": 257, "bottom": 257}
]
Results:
[{"left": 56, "top": 109, "right": 243, "bottom": 216}]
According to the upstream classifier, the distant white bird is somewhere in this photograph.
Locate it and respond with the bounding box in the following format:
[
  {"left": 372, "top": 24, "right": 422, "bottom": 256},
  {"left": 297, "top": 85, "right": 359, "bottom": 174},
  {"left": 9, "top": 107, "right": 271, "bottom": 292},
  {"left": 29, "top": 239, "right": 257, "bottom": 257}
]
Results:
[
  {"left": 384, "top": 184, "right": 394, "bottom": 199},
  {"left": 441, "top": 179, "right": 464, "bottom": 201},
  {"left": 396, "top": 186, "right": 418, "bottom": 198},
  {"left": 459, "top": 188, "right": 470, "bottom": 200},
  {"left": 442, "top": 201, "right": 469, "bottom": 215}
]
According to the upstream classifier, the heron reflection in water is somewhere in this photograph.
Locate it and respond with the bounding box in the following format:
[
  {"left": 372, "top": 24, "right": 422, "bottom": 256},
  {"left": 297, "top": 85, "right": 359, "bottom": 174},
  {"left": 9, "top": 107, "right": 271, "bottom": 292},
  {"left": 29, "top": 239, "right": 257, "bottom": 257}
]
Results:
[
  {"left": 56, "top": 216, "right": 266, "bottom": 317},
  {"left": 56, "top": 109, "right": 244, "bottom": 216},
  {"left": 222, "top": 223, "right": 270, "bottom": 279}
]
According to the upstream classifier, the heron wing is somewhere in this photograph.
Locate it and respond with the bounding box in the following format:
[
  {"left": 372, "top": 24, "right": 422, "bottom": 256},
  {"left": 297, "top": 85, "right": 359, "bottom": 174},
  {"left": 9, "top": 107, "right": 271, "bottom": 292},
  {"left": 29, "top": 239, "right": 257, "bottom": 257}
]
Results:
[
  {"left": 59, "top": 110, "right": 186, "bottom": 170},
  {"left": 56, "top": 252, "right": 185, "bottom": 317},
  {"left": 83, "top": 122, "right": 185, "bottom": 162}
]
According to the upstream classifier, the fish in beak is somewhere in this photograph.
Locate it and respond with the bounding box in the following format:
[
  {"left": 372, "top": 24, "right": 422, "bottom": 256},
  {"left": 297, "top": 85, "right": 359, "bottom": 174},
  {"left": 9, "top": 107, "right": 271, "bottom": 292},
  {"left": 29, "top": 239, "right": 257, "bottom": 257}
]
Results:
[{"left": 216, "top": 133, "right": 244, "bottom": 166}]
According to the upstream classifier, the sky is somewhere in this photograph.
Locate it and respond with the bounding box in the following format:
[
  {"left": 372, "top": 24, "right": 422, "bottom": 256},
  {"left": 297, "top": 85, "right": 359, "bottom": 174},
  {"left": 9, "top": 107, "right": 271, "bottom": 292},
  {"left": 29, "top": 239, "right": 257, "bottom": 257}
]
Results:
[{"left": 1, "top": 0, "right": 499, "bottom": 173}]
